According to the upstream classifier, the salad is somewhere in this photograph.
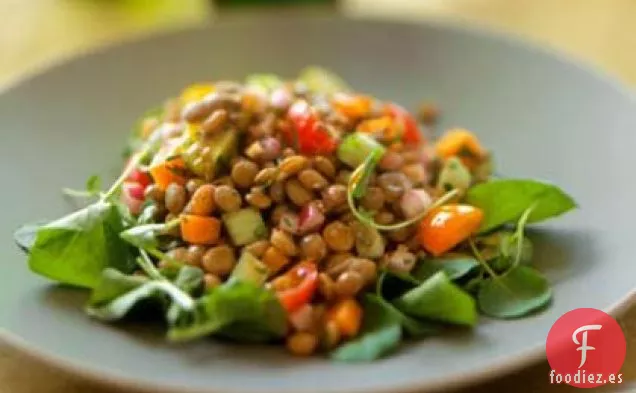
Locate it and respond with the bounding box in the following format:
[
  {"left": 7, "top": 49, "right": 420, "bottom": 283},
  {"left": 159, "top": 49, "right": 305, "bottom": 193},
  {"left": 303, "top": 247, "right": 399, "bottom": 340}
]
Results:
[{"left": 14, "top": 67, "right": 576, "bottom": 361}]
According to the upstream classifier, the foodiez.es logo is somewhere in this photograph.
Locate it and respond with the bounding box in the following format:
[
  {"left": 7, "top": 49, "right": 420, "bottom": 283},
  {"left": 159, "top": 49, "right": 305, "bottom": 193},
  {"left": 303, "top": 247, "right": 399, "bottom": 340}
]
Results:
[{"left": 546, "top": 308, "right": 626, "bottom": 388}]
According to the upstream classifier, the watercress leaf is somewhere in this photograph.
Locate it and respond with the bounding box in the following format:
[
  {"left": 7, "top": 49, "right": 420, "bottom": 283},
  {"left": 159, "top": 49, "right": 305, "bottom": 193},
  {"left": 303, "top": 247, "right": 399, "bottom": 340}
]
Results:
[
  {"left": 331, "top": 294, "right": 402, "bottom": 362},
  {"left": 172, "top": 265, "right": 204, "bottom": 294},
  {"left": 465, "top": 179, "right": 577, "bottom": 233},
  {"left": 120, "top": 222, "right": 173, "bottom": 250},
  {"left": 463, "top": 275, "right": 484, "bottom": 295},
  {"left": 86, "top": 279, "right": 194, "bottom": 322},
  {"left": 375, "top": 273, "right": 440, "bottom": 337},
  {"left": 85, "top": 175, "right": 102, "bottom": 194},
  {"left": 28, "top": 201, "right": 134, "bottom": 288},
  {"left": 491, "top": 234, "right": 534, "bottom": 272},
  {"left": 477, "top": 265, "right": 552, "bottom": 319},
  {"left": 393, "top": 271, "right": 478, "bottom": 326},
  {"left": 87, "top": 268, "right": 148, "bottom": 306},
  {"left": 166, "top": 265, "right": 204, "bottom": 324},
  {"left": 167, "top": 281, "right": 286, "bottom": 343},
  {"left": 378, "top": 296, "right": 439, "bottom": 338},
  {"left": 376, "top": 270, "right": 419, "bottom": 301},
  {"left": 13, "top": 222, "right": 47, "bottom": 253},
  {"left": 413, "top": 257, "right": 480, "bottom": 282}
]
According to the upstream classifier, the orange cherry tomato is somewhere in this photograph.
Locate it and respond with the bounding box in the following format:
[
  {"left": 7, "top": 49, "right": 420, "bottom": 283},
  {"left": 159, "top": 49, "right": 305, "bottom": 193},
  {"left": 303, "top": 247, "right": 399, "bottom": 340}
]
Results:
[
  {"left": 418, "top": 204, "right": 484, "bottom": 256},
  {"left": 384, "top": 103, "right": 423, "bottom": 144},
  {"left": 435, "top": 128, "right": 486, "bottom": 170},
  {"left": 326, "top": 298, "right": 363, "bottom": 338},
  {"left": 332, "top": 93, "right": 372, "bottom": 119}
]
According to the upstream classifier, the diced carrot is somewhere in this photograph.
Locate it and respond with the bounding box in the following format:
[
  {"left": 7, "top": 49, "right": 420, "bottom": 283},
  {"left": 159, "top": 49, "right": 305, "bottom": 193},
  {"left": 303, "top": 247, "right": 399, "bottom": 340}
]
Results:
[
  {"left": 435, "top": 128, "right": 486, "bottom": 169},
  {"left": 262, "top": 246, "right": 290, "bottom": 274},
  {"left": 180, "top": 214, "right": 221, "bottom": 245},
  {"left": 327, "top": 298, "right": 363, "bottom": 338},
  {"left": 149, "top": 158, "right": 187, "bottom": 191}
]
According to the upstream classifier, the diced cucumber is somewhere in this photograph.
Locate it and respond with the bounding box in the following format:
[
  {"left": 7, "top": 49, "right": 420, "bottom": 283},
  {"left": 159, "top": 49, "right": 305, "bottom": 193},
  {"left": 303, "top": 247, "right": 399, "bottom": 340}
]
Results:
[
  {"left": 298, "top": 66, "right": 351, "bottom": 95},
  {"left": 222, "top": 208, "right": 268, "bottom": 246},
  {"left": 245, "top": 74, "right": 283, "bottom": 93},
  {"left": 229, "top": 251, "right": 269, "bottom": 285},
  {"left": 338, "top": 132, "right": 386, "bottom": 168},
  {"left": 183, "top": 129, "right": 237, "bottom": 180},
  {"left": 437, "top": 157, "right": 471, "bottom": 192}
]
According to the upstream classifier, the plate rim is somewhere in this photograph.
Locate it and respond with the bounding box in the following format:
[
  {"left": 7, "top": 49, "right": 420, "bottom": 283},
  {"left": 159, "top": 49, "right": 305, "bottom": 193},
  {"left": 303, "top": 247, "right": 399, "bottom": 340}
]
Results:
[
  {"left": 2, "top": 291, "right": 633, "bottom": 393},
  {"left": 2, "top": 14, "right": 635, "bottom": 393}
]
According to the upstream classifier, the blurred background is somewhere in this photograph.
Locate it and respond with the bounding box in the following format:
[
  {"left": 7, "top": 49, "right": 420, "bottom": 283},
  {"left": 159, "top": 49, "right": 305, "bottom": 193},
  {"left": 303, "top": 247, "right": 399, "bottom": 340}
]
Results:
[
  {"left": 1, "top": 1, "right": 635, "bottom": 392},
  {"left": 3, "top": 0, "right": 636, "bottom": 88}
]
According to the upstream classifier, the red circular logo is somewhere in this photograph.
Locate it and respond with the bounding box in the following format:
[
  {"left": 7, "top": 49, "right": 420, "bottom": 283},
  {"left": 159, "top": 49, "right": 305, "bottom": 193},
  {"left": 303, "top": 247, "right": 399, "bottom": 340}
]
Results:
[{"left": 546, "top": 308, "right": 626, "bottom": 388}]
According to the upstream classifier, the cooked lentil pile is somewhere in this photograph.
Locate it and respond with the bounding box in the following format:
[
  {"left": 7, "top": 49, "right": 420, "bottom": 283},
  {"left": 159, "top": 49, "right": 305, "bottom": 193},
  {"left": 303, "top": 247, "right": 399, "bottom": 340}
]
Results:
[
  {"left": 16, "top": 67, "right": 576, "bottom": 361},
  {"left": 123, "top": 68, "right": 490, "bottom": 355}
]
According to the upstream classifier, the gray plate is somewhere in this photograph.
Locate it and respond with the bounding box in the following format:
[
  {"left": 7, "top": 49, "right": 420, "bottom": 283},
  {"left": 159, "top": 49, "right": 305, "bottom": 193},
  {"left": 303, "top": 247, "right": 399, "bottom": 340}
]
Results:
[{"left": 1, "top": 14, "right": 635, "bottom": 393}]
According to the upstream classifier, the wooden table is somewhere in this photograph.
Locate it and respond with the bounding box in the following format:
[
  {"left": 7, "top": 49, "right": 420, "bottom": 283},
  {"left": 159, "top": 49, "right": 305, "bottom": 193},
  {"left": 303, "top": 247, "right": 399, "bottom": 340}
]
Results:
[{"left": 1, "top": 1, "right": 634, "bottom": 392}]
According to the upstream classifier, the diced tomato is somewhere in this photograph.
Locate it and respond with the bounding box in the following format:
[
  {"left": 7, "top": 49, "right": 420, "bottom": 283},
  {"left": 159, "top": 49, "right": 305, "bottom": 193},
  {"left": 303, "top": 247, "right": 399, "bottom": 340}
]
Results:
[
  {"left": 121, "top": 182, "right": 145, "bottom": 215},
  {"left": 287, "top": 100, "right": 337, "bottom": 155},
  {"left": 273, "top": 261, "right": 319, "bottom": 313},
  {"left": 123, "top": 181, "right": 145, "bottom": 200},
  {"left": 127, "top": 168, "right": 152, "bottom": 189},
  {"left": 385, "top": 103, "right": 423, "bottom": 145}
]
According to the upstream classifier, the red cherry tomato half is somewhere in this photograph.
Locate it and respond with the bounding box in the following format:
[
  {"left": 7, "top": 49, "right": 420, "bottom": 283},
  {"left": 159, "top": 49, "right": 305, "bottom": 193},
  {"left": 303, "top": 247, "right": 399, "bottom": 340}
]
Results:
[
  {"left": 274, "top": 261, "right": 318, "bottom": 313},
  {"left": 385, "top": 103, "right": 423, "bottom": 145},
  {"left": 287, "top": 101, "right": 337, "bottom": 155},
  {"left": 121, "top": 182, "right": 145, "bottom": 215},
  {"left": 128, "top": 168, "right": 152, "bottom": 189}
]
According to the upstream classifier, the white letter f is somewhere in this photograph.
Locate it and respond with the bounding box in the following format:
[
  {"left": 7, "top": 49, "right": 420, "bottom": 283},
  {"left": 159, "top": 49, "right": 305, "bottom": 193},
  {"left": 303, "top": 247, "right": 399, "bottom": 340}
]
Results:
[{"left": 572, "top": 324, "right": 602, "bottom": 368}]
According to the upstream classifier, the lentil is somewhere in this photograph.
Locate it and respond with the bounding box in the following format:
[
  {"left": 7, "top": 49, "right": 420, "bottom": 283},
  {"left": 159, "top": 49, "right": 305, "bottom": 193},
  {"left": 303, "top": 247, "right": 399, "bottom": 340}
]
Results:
[
  {"left": 243, "top": 240, "right": 270, "bottom": 258},
  {"left": 203, "top": 274, "right": 222, "bottom": 290},
  {"left": 279, "top": 155, "right": 309, "bottom": 177},
  {"left": 269, "top": 181, "right": 286, "bottom": 203},
  {"left": 321, "top": 185, "right": 347, "bottom": 210},
  {"left": 254, "top": 167, "right": 278, "bottom": 185},
  {"left": 318, "top": 273, "right": 336, "bottom": 302},
  {"left": 165, "top": 247, "right": 187, "bottom": 264},
  {"left": 360, "top": 187, "right": 385, "bottom": 211},
  {"left": 144, "top": 184, "right": 165, "bottom": 203},
  {"left": 202, "top": 245, "right": 236, "bottom": 277},
  {"left": 286, "top": 332, "right": 318, "bottom": 356},
  {"left": 323, "top": 221, "right": 355, "bottom": 252},
  {"left": 201, "top": 109, "right": 228, "bottom": 136},
  {"left": 185, "top": 184, "right": 216, "bottom": 215},
  {"left": 262, "top": 246, "right": 290, "bottom": 273},
  {"left": 184, "top": 245, "right": 206, "bottom": 266},
  {"left": 246, "top": 188, "right": 272, "bottom": 209},
  {"left": 335, "top": 271, "right": 364, "bottom": 298},
  {"left": 313, "top": 156, "right": 336, "bottom": 178},
  {"left": 298, "top": 169, "right": 328, "bottom": 190},
  {"left": 165, "top": 183, "right": 187, "bottom": 214},
  {"left": 231, "top": 159, "right": 259, "bottom": 189},
  {"left": 323, "top": 320, "right": 341, "bottom": 349},
  {"left": 270, "top": 229, "right": 298, "bottom": 257},
  {"left": 285, "top": 179, "right": 313, "bottom": 207},
  {"left": 214, "top": 185, "right": 242, "bottom": 212},
  {"left": 300, "top": 233, "right": 327, "bottom": 261},
  {"left": 185, "top": 178, "right": 205, "bottom": 196},
  {"left": 182, "top": 100, "right": 212, "bottom": 123}
]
